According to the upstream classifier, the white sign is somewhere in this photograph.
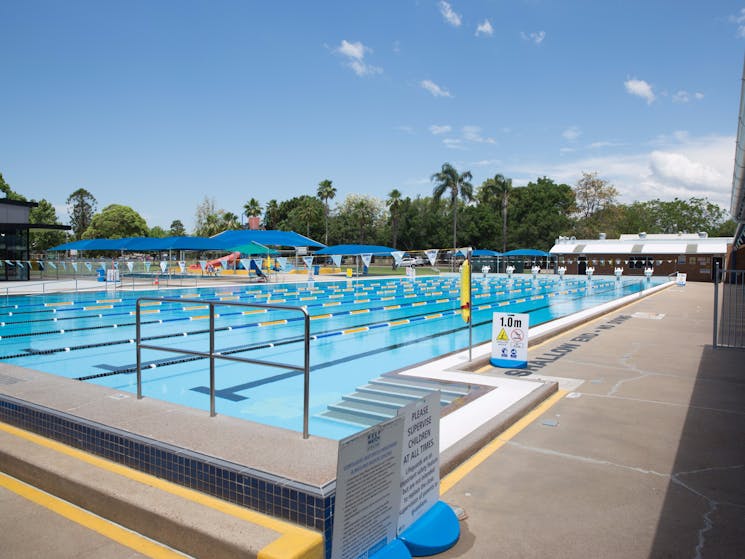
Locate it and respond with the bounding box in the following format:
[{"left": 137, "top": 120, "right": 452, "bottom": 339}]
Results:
[
  {"left": 331, "top": 416, "right": 404, "bottom": 559},
  {"left": 676, "top": 272, "right": 687, "bottom": 286},
  {"left": 490, "top": 312, "right": 529, "bottom": 369},
  {"left": 398, "top": 392, "right": 440, "bottom": 534}
]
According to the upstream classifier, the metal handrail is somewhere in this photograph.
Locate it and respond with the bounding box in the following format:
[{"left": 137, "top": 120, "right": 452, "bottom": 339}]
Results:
[{"left": 135, "top": 297, "right": 312, "bottom": 438}]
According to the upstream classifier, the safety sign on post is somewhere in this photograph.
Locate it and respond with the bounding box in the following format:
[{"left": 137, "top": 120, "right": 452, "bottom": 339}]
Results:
[{"left": 490, "top": 312, "right": 529, "bottom": 369}]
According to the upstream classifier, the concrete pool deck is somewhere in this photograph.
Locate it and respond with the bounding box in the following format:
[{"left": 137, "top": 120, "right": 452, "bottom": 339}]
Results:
[{"left": 3, "top": 277, "right": 742, "bottom": 557}]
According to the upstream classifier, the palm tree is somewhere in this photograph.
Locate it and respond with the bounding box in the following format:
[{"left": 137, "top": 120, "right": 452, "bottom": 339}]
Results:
[
  {"left": 480, "top": 174, "right": 513, "bottom": 252},
  {"left": 431, "top": 163, "right": 473, "bottom": 251},
  {"left": 317, "top": 180, "right": 336, "bottom": 245},
  {"left": 386, "top": 189, "right": 403, "bottom": 249},
  {"left": 243, "top": 198, "right": 262, "bottom": 228},
  {"left": 263, "top": 199, "right": 279, "bottom": 229},
  {"left": 297, "top": 198, "right": 318, "bottom": 238},
  {"left": 222, "top": 212, "right": 241, "bottom": 231}
]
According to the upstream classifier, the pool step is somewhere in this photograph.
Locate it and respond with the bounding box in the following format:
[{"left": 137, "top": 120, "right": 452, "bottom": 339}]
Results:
[{"left": 318, "top": 375, "right": 474, "bottom": 428}]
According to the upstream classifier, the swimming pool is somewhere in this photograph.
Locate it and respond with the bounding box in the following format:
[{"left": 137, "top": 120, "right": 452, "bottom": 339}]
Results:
[{"left": 0, "top": 275, "right": 663, "bottom": 438}]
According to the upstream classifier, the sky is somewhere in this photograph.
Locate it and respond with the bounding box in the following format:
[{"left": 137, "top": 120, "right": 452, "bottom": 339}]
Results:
[{"left": 1, "top": 1, "right": 744, "bottom": 233}]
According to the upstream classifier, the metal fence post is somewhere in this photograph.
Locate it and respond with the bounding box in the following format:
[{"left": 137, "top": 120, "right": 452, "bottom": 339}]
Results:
[
  {"left": 713, "top": 262, "right": 719, "bottom": 348},
  {"left": 303, "top": 310, "right": 310, "bottom": 439},
  {"left": 136, "top": 300, "right": 143, "bottom": 398},
  {"left": 210, "top": 303, "right": 216, "bottom": 417}
]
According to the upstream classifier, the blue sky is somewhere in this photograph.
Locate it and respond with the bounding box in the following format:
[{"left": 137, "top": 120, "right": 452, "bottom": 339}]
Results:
[{"left": 1, "top": 1, "right": 744, "bottom": 232}]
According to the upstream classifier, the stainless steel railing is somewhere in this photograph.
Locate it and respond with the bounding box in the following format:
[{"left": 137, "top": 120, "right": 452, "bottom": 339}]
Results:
[{"left": 135, "top": 297, "right": 312, "bottom": 438}]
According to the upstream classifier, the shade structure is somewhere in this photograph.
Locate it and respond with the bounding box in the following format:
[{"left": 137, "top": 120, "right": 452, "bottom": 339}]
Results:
[
  {"left": 460, "top": 249, "right": 501, "bottom": 257},
  {"left": 229, "top": 242, "right": 278, "bottom": 255},
  {"left": 49, "top": 236, "right": 232, "bottom": 252},
  {"left": 314, "top": 244, "right": 396, "bottom": 256},
  {"left": 501, "top": 248, "right": 551, "bottom": 257},
  {"left": 211, "top": 230, "right": 325, "bottom": 248}
]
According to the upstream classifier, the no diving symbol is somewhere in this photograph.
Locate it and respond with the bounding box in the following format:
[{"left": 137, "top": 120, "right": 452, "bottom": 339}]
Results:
[{"left": 511, "top": 329, "right": 524, "bottom": 342}]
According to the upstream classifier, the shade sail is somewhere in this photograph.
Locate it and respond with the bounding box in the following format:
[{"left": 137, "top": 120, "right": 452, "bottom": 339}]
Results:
[
  {"left": 314, "top": 244, "right": 396, "bottom": 255},
  {"left": 212, "top": 230, "right": 325, "bottom": 248},
  {"left": 502, "top": 248, "right": 551, "bottom": 257},
  {"left": 229, "top": 242, "right": 278, "bottom": 255}
]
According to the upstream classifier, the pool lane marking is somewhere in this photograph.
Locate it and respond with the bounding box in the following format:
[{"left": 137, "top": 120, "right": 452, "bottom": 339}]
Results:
[
  {"left": 0, "top": 423, "right": 323, "bottom": 559},
  {"left": 439, "top": 389, "right": 568, "bottom": 495},
  {"left": 0, "top": 472, "right": 188, "bottom": 559}
]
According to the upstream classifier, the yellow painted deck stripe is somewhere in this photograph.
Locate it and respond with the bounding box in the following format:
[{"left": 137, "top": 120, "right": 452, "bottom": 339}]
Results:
[
  {"left": 343, "top": 326, "right": 369, "bottom": 334},
  {"left": 259, "top": 319, "right": 287, "bottom": 327},
  {"left": 0, "top": 423, "right": 323, "bottom": 559},
  {"left": 84, "top": 305, "right": 113, "bottom": 310},
  {"left": 310, "top": 314, "right": 332, "bottom": 320},
  {"left": 440, "top": 390, "right": 568, "bottom": 495},
  {"left": 0, "top": 472, "right": 187, "bottom": 559}
]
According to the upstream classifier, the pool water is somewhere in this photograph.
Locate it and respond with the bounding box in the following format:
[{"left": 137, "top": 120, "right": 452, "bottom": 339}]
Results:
[{"left": 0, "top": 275, "right": 663, "bottom": 438}]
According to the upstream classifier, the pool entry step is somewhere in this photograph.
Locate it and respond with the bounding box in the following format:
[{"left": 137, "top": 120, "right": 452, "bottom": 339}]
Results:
[{"left": 319, "top": 375, "right": 473, "bottom": 427}]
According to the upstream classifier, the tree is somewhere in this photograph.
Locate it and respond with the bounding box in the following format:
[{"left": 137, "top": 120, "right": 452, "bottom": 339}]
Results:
[
  {"left": 169, "top": 220, "right": 186, "bottom": 236},
  {"left": 317, "top": 180, "right": 337, "bottom": 245},
  {"left": 243, "top": 198, "right": 262, "bottom": 226},
  {"left": 66, "top": 188, "right": 97, "bottom": 240},
  {"left": 574, "top": 172, "right": 618, "bottom": 238},
  {"left": 263, "top": 199, "right": 280, "bottom": 230},
  {"left": 221, "top": 212, "right": 241, "bottom": 230},
  {"left": 29, "top": 199, "right": 67, "bottom": 251},
  {"left": 290, "top": 197, "right": 323, "bottom": 237},
  {"left": 334, "top": 194, "right": 385, "bottom": 245},
  {"left": 431, "top": 163, "right": 473, "bottom": 250},
  {"left": 0, "top": 173, "right": 27, "bottom": 201},
  {"left": 386, "top": 189, "right": 403, "bottom": 249},
  {"left": 194, "top": 197, "right": 221, "bottom": 236},
  {"left": 149, "top": 225, "right": 168, "bottom": 238},
  {"left": 509, "top": 177, "right": 575, "bottom": 250},
  {"left": 82, "top": 204, "right": 148, "bottom": 239},
  {"left": 479, "top": 174, "right": 512, "bottom": 252}
]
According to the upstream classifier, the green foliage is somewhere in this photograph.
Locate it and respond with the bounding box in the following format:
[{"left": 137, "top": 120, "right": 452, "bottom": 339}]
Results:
[
  {"left": 82, "top": 204, "right": 148, "bottom": 239},
  {"left": 0, "top": 173, "right": 27, "bottom": 201},
  {"left": 168, "top": 220, "right": 186, "bottom": 236},
  {"left": 509, "top": 177, "right": 574, "bottom": 250},
  {"left": 317, "top": 180, "right": 337, "bottom": 245},
  {"left": 431, "top": 163, "right": 474, "bottom": 249},
  {"left": 243, "top": 198, "right": 261, "bottom": 219},
  {"left": 149, "top": 225, "right": 168, "bottom": 238},
  {"left": 66, "top": 188, "right": 97, "bottom": 240},
  {"left": 29, "top": 199, "right": 67, "bottom": 251}
]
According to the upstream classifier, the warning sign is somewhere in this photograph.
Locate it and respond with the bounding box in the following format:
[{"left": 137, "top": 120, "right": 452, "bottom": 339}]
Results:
[{"left": 490, "top": 312, "right": 529, "bottom": 369}]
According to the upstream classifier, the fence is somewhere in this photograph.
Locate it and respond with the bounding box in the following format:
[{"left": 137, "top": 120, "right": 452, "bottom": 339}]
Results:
[{"left": 713, "top": 266, "right": 745, "bottom": 349}]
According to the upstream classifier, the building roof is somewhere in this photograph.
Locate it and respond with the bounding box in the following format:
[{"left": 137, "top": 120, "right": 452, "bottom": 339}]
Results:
[{"left": 550, "top": 233, "right": 732, "bottom": 255}]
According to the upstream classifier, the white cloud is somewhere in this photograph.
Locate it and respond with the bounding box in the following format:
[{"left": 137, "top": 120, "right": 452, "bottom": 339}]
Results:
[
  {"left": 421, "top": 79, "right": 453, "bottom": 98},
  {"left": 334, "top": 40, "right": 382, "bottom": 77},
  {"left": 395, "top": 125, "right": 414, "bottom": 135},
  {"left": 588, "top": 140, "right": 625, "bottom": 149},
  {"left": 520, "top": 31, "right": 546, "bottom": 45},
  {"left": 562, "top": 126, "right": 581, "bottom": 141},
  {"left": 476, "top": 20, "right": 493, "bottom": 37},
  {"left": 462, "top": 125, "right": 495, "bottom": 144},
  {"left": 560, "top": 147, "right": 576, "bottom": 154},
  {"left": 695, "top": 92, "right": 705, "bottom": 100},
  {"left": 508, "top": 133, "right": 734, "bottom": 209},
  {"left": 439, "top": 1, "right": 462, "bottom": 27},
  {"left": 730, "top": 8, "right": 745, "bottom": 37},
  {"left": 429, "top": 124, "right": 452, "bottom": 135},
  {"left": 443, "top": 138, "right": 466, "bottom": 150},
  {"left": 624, "top": 78, "right": 656, "bottom": 104},
  {"left": 672, "top": 90, "right": 690, "bottom": 103},
  {"left": 471, "top": 159, "right": 502, "bottom": 167}
]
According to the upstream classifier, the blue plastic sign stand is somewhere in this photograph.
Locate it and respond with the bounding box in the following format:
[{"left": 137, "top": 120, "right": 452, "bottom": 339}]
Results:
[
  {"left": 398, "top": 501, "right": 460, "bottom": 556},
  {"left": 490, "top": 312, "right": 529, "bottom": 369},
  {"left": 369, "top": 539, "right": 412, "bottom": 559}
]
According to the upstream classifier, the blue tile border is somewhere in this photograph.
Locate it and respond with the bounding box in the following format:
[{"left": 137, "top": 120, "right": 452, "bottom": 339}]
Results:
[{"left": 0, "top": 394, "right": 337, "bottom": 557}]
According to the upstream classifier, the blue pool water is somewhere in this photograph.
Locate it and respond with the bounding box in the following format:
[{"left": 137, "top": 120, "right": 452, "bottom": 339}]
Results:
[{"left": 0, "top": 275, "right": 663, "bottom": 438}]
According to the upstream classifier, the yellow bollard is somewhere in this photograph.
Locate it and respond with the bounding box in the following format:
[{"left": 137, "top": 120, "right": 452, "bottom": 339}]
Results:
[{"left": 346, "top": 268, "right": 353, "bottom": 278}]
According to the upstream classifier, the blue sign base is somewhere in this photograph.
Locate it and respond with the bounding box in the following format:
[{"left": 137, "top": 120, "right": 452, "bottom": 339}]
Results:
[
  {"left": 369, "top": 538, "right": 412, "bottom": 559},
  {"left": 490, "top": 357, "right": 527, "bottom": 369},
  {"left": 398, "top": 501, "right": 460, "bottom": 556}
]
